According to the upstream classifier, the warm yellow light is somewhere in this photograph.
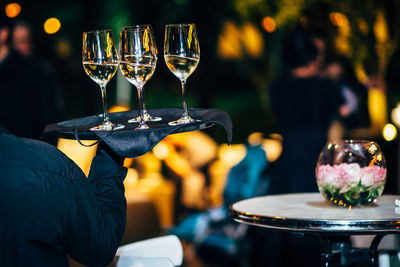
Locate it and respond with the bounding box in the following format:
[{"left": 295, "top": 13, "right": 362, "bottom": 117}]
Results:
[
  {"left": 135, "top": 153, "right": 162, "bottom": 173},
  {"left": 217, "top": 21, "right": 242, "bottom": 59},
  {"left": 218, "top": 143, "right": 246, "bottom": 165},
  {"left": 374, "top": 10, "right": 388, "bottom": 43},
  {"left": 5, "top": 3, "right": 21, "bottom": 18},
  {"left": 368, "top": 88, "right": 388, "bottom": 130},
  {"left": 44, "top": 17, "right": 61, "bottom": 34},
  {"left": 391, "top": 104, "right": 400, "bottom": 128},
  {"left": 357, "top": 19, "right": 369, "bottom": 35},
  {"left": 383, "top": 124, "right": 397, "bottom": 141},
  {"left": 330, "top": 12, "right": 349, "bottom": 27},
  {"left": 241, "top": 22, "right": 263, "bottom": 57},
  {"left": 248, "top": 132, "right": 263, "bottom": 146},
  {"left": 262, "top": 137, "right": 282, "bottom": 163},
  {"left": 261, "top": 16, "right": 276, "bottom": 33},
  {"left": 109, "top": 105, "right": 129, "bottom": 113},
  {"left": 56, "top": 40, "right": 71, "bottom": 58},
  {"left": 153, "top": 141, "right": 170, "bottom": 160},
  {"left": 355, "top": 63, "right": 369, "bottom": 84},
  {"left": 57, "top": 139, "right": 97, "bottom": 176},
  {"left": 124, "top": 168, "right": 139, "bottom": 185}
]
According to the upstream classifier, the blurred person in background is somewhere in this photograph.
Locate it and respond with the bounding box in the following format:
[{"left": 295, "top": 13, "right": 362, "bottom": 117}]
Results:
[
  {"left": 12, "top": 19, "right": 32, "bottom": 57},
  {"left": 252, "top": 27, "right": 348, "bottom": 267},
  {"left": 0, "top": 16, "right": 63, "bottom": 139},
  {"left": 268, "top": 27, "right": 347, "bottom": 195},
  {"left": 322, "top": 56, "right": 369, "bottom": 140}
]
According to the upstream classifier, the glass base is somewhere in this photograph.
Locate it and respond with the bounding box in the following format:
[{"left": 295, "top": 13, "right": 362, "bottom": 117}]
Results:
[
  {"left": 135, "top": 122, "right": 149, "bottom": 130},
  {"left": 128, "top": 110, "right": 162, "bottom": 123},
  {"left": 91, "top": 121, "right": 125, "bottom": 131},
  {"left": 128, "top": 115, "right": 162, "bottom": 123},
  {"left": 168, "top": 115, "right": 199, "bottom": 126}
]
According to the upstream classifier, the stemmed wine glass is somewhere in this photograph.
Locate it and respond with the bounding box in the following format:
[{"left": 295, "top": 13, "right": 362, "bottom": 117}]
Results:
[
  {"left": 123, "top": 25, "right": 161, "bottom": 122},
  {"left": 82, "top": 29, "right": 124, "bottom": 131},
  {"left": 164, "top": 23, "right": 200, "bottom": 125},
  {"left": 119, "top": 25, "right": 157, "bottom": 130}
]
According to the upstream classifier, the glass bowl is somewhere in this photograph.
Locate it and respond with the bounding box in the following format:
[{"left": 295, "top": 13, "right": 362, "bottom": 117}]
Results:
[{"left": 315, "top": 140, "right": 386, "bottom": 207}]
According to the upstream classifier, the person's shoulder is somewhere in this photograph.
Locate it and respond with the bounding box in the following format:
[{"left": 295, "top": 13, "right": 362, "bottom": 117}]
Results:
[{"left": 0, "top": 133, "right": 84, "bottom": 179}]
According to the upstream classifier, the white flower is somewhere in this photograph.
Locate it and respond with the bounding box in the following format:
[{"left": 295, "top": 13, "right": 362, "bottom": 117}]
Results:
[
  {"left": 361, "top": 172, "right": 375, "bottom": 187},
  {"left": 340, "top": 163, "right": 361, "bottom": 183}
]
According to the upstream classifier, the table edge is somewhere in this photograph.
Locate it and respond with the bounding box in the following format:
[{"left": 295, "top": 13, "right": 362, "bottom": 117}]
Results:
[{"left": 229, "top": 196, "right": 400, "bottom": 234}]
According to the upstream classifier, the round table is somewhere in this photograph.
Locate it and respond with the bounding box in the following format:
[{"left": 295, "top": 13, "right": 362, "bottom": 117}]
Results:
[{"left": 229, "top": 193, "right": 400, "bottom": 266}]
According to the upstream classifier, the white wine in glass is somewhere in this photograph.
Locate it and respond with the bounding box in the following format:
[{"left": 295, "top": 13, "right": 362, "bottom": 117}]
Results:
[
  {"left": 164, "top": 23, "right": 200, "bottom": 125},
  {"left": 82, "top": 29, "right": 124, "bottom": 131},
  {"left": 122, "top": 25, "right": 161, "bottom": 122},
  {"left": 119, "top": 25, "right": 157, "bottom": 130}
]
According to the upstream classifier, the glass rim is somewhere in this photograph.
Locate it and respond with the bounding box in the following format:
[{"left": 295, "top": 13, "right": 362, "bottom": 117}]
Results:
[
  {"left": 327, "top": 139, "right": 379, "bottom": 147},
  {"left": 340, "top": 139, "right": 376, "bottom": 144},
  {"left": 165, "top": 23, "right": 195, "bottom": 27},
  {"left": 123, "top": 24, "right": 152, "bottom": 29},
  {"left": 83, "top": 29, "right": 113, "bottom": 34},
  {"left": 120, "top": 26, "right": 152, "bottom": 34}
]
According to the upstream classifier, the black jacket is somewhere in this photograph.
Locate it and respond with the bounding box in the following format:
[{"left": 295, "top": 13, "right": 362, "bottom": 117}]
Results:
[{"left": 0, "top": 127, "right": 127, "bottom": 266}]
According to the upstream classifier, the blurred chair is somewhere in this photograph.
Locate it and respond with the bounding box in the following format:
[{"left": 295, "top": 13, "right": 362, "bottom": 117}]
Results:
[
  {"left": 115, "top": 235, "right": 183, "bottom": 267},
  {"left": 115, "top": 257, "right": 174, "bottom": 267}
]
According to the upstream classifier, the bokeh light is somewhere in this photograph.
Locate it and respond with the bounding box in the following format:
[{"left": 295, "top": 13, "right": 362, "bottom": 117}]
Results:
[
  {"left": 241, "top": 22, "right": 263, "bottom": 57},
  {"left": 383, "top": 124, "right": 397, "bottom": 141},
  {"left": 56, "top": 40, "right": 71, "bottom": 58},
  {"left": 5, "top": 3, "right": 21, "bottom": 18},
  {"left": 217, "top": 21, "right": 242, "bottom": 59},
  {"left": 44, "top": 17, "right": 61, "bottom": 34},
  {"left": 329, "top": 12, "right": 349, "bottom": 27},
  {"left": 391, "top": 103, "right": 400, "bottom": 128},
  {"left": 261, "top": 16, "right": 276, "bottom": 33},
  {"left": 357, "top": 19, "right": 369, "bottom": 35}
]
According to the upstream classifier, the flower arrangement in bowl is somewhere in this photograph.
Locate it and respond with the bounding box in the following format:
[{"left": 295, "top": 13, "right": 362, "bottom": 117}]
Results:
[{"left": 315, "top": 140, "right": 386, "bottom": 207}]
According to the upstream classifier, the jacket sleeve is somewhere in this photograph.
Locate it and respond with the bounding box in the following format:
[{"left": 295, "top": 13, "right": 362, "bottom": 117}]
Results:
[{"left": 64, "top": 146, "right": 127, "bottom": 266}]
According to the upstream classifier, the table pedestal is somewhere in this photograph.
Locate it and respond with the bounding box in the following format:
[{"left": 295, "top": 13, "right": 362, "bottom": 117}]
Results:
[{"left": 317, "top": 234, "right": 385, "bottom": 267}]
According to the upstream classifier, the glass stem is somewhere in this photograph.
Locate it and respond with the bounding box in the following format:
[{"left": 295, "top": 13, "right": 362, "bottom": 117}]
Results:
[
  {"left": 100, "top": 85, "right": 110, "bottom": 123},
  {"left": 181, "top": 79, "right": 189, "bottom": 118},
  {"left": 137, "top": 87, "right": 146, "bottom": 124}
]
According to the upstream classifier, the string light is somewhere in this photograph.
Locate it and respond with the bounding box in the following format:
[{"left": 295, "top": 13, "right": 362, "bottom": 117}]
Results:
[
  {"left": 5, "top": 3, "right": 21, "bottom": 18},
  {"left": 261, "top": 16, "right": 276, "bottom": 33},
  {"left": 44, "top": 17, "right": 61, "bottom": 34},
  {"left": 383, "top": 124, "right": 397, "bottom": 141}
]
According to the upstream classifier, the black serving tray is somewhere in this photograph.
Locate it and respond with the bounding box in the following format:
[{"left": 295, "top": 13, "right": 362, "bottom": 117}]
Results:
[{"left": 42, "top": 108, "right": 232, "bottom": 158}]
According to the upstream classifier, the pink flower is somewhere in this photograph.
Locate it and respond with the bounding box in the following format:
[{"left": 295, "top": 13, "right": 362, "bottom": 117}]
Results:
[
  {"left": 317, "top": 163, "right": 387, "bottom": 190},
  {"left": 317, "top": 164, "right": 347, "bottom": 188},
  {"left": 361, "top": 166, "right": 387, "bottom": 183}
]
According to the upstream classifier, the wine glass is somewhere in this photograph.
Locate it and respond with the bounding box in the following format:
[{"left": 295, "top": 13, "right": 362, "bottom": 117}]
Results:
[
  {"left": 164, "top": 23, "right": 200, "bottom": 125},
  {"left": 82, "top": 30, "right": 124, "bottom": 131},
  {"left": 119, "top": 25, "right": 157, "bottom": 130},
  {"left": 123, "top": 25, "right": 161, "bottom": 122}
]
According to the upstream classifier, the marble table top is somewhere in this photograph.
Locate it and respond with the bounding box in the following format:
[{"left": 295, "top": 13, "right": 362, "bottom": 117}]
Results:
[{"left": 230, "top": 193, "right": 400, "bottom": 233}]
